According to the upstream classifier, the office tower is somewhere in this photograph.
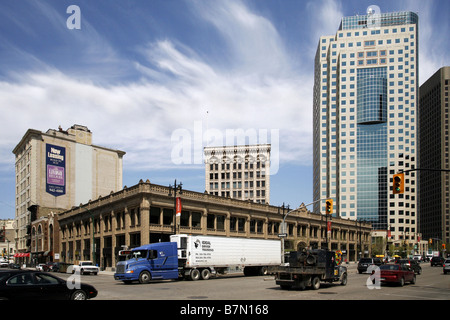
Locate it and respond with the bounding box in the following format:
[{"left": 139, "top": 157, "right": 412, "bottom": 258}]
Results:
[
  {"left": 313, "top": 11, "right": 419, "bottom": 242},
  {"left": 12, "top": 124, "right": 125, "bottom": 255},
  {"left": 204, "top": 144, "right": 270, "bottom": 204},
  {"left": 419, "top": 66, "right": 450, "bottom": 244}
]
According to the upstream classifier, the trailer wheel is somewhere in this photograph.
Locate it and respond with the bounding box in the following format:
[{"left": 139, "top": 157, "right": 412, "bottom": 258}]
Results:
[
  {"left": 200, "top": 268, "right": 211, "bottom": 280},
  {"left": 311, "top": 276, "right": 321, "bottom": 290},
  {"left": 189, "top": 269, "right": 201, "bottom": 281},
  {"left": 259, "top": 266, "right": 269, "bottom": 276},
  {"left": 139, "top": 271, "right": 151, "bottom": 284}
]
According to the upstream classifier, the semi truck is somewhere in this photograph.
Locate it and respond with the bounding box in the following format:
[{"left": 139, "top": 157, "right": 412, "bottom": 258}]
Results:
[
  {"left": 114, "top": 234, "right": 281, "bottom": 284},
  {"left": 270, "top": 248, "right": 348, "bottom": 290}
]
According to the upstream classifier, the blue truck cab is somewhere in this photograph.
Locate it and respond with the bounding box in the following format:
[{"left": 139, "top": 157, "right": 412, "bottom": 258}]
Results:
[{"left": 114, "top": 242, "right": 179, "bottom": 284}]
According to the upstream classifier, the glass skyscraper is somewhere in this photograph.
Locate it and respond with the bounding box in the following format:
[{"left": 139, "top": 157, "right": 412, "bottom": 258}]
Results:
[{"left": 313, "top": 10, "right": 419, "bottom": 243}]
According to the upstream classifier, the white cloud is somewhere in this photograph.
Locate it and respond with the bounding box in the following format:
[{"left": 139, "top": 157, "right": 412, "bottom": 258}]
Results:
[
  {"left": 0, "top": 0, "right": 315, "bottom": 177},
  {"left": 305, "top": 0, "right": 344, "bottom": 54}
]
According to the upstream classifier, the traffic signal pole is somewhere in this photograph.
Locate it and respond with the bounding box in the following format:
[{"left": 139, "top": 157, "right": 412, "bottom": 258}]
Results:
[
  {"left": 399, "top": 168, "right": 450, "bottom": 173},
  {"left": 393, "top": 168, "right": 450, "bottom": 195}
]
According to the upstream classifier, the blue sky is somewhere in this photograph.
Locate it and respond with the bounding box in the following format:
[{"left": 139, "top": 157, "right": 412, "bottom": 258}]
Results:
[{"left": 0, "top": 0, "right": 449, "bottom": 219}]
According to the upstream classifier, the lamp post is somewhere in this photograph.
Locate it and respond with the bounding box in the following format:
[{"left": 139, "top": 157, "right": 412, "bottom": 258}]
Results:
[
  {"left": 279, "top": 203, "right": 290, "bottom": 264},
  {"left": 168, "top": 180, "right": 183, "bottom": 235}
]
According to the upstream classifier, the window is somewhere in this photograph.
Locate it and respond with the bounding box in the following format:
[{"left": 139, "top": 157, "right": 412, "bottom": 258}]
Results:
[
  {"left": 35, "top": 273, "right": 60, "bottom": 285},
  {"left": 8, "top": 273, "right": 34, "bottom": 285}
]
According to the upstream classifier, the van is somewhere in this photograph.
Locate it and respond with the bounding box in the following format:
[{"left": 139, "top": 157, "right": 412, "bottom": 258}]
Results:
[{"left": 357, "top": 257, "right": 383, "bottom": 274}]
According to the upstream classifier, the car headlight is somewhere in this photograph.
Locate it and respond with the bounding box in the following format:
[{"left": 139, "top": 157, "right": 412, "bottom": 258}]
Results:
[{"left": 126, "top": 270, "right": 134, "bottom": 274}]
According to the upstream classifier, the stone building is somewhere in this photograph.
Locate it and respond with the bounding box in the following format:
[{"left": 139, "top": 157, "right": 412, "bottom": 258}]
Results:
[
  {"left": 204, "top": 144, "right": 271, "bottom": 204},
  {"left": 58, "top": 180, "right": 372, "bottom": 270},
  {"left": 12, "top": 124, "right": 125, "bottom": 264}
]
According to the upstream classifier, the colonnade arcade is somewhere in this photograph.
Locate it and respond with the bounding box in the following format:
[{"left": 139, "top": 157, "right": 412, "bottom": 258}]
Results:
[{"left": 58, "top": 181, "right": 372, "bottom": 270}]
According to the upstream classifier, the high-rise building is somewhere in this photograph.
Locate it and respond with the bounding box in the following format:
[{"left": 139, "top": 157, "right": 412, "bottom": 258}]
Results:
[
  {"left": 418, "top": 66, "right": 450, "bottom": 244},
  {"left": 12, "top": 124, "right": 125, "bottom": 255},
  {"left": 313, "top": 10, "right": 419, "bottom": 243},
  {"left": 204, "top": 144, "right": 270, "bottom": 204}
]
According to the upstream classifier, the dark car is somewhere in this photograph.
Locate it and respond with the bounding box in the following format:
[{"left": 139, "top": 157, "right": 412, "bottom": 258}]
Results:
[
  {"left": 431, "top": 256, "right": 445, "bottom": 267},
  {"left": 0, "top": 270, "right": 97, "bottom": 300},
  {"left": 395, "top": 259, "right": 422, "bottom": 275},
  {"left": 379, "top": 264, "right": 416, "bottom": 286},
  {"left": 357, "top": 257, "right": 383, "bottom": 274},
  {"left": 45, "top": 261, "right": 58, "bottom": 272}
]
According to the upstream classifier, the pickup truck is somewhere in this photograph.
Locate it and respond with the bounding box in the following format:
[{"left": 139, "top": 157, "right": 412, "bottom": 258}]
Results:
[{"left": 71, "top": 261, "right": 99, "bottom": 275}]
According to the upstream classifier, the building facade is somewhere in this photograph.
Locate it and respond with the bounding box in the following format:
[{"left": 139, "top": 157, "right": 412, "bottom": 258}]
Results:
[
  {"left": 0, "top": 219, "right": 15, "bottom": 260},
  {"left": 419, "top": 66, "right": 450, "bottom": 244},
  {"left": 204, "top": 144, "right": 270, "bottom": 204},
  {"left": 313, "top": 10, "right": 419, "bottom": 245},
  {"left": 12, "top": 124, "right": 125, "bottom": 263},
  {"left": 58, "top": 180, "right": 372, "bottom": 270}
]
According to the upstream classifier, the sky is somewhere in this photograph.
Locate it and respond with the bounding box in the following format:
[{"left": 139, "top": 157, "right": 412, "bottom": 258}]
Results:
[{"left": 0, "top": 0, "right": 449, "bottom": 220}]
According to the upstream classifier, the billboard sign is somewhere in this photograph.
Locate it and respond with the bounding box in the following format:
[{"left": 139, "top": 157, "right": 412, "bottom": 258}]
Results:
[{"left": 46, "top": 144, "right": 66, "bottom": 197}]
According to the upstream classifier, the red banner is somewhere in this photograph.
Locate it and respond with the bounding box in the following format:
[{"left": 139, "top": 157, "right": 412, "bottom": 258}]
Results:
[{"left": 176, "top": 197, "right": 182, "bottom": 217}]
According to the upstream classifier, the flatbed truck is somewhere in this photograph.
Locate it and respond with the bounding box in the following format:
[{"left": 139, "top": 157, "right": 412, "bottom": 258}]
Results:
[{"left": 270, "top": 248, "right": 347, "bottom": 290}]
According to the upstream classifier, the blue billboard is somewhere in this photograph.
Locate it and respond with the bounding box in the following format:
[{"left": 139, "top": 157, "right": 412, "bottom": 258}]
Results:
[{"left": 46, "top": 144, "right": 66, "bottom": 197}]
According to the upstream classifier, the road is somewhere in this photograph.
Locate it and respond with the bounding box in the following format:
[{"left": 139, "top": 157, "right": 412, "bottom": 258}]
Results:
[{"left": 57, "top": 262, "right": 450, "bottom": 301}]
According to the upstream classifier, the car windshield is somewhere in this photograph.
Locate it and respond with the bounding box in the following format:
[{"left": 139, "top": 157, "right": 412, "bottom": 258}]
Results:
[
  {"left": 81, "top": 262, "right": 93, "bottom": 266},
  {"left": 0, "top": 272, "right": 11, "bottom": 282},
  {"left": 359, "top": 258, "right": 372, "bottom": 263},
  {"left": 380, "top": 265, "right": 399, "bottom": 271}
]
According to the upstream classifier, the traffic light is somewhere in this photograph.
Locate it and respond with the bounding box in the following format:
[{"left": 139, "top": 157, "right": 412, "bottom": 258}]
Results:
[
  {"left": 325, "top": 199, "right": 333, "bottom": 215},
  {"left": 393, "top": 173, "right": 404, "bottom": 194}
]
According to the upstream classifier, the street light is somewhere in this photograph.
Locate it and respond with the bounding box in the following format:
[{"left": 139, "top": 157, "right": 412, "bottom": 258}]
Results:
[
  {"left": 279, "top": 203, "right": 290, "bottom": 264},
  {"left": 168, "top": 180, "right": 183, "bottom": 235}
]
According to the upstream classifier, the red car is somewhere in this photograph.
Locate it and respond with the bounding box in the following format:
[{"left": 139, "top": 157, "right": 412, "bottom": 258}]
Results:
[{"left": 379, "top": 264, "right": 416, "bottom": 286}]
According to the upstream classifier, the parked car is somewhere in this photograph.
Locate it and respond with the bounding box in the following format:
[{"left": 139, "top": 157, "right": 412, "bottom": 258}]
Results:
[
  {"left": 379, "top": 264, "right": 416, "bottom": 286},
  {"left": 35, "top": 264, "right": 48, "bottom": 272},
  {"left": 7, "top": 264, "right": 21, "bottom": 270},
  {"left": 357, "top": 257, "right": 383, "bottom": 274},
  {"left": 395, "top": 259, "right": 422, "bottom": 275},
  {"left": 413, "top": 255, "right": 423, "bottom": 262},
  {"left": 0, "top": 270, "right": 97, "bottom": 300},
  {"left": 45, "top": 261, "right": 58, "bottom": 272},
  {"left": 443, "top": 259, "right": 450, "bottom": 275},
  {"left": 0, "top": 261, "right": 8, "bottom": 268},
  {"left": 431, "top": 256, "right": 445, "bottom": 267}
]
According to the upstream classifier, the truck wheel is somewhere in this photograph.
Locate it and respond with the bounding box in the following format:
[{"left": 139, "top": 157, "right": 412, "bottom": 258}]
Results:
[
  {"left": 340, "top": 273, "right": 348, "bottom": 286},
  {"left": 200, "top": 269, "right": 211, "bottom": 280},
  {"left": 139, "top": 271, "right": 151, "bottom": 284},
  {"left": 311, "top": 276, "right": 321, "bottom": 290},
  {"left": 189, "top": 269, "right": 201, "bottom": 281},
  {"left": 259, "top": 266, "right": 269, "bottom": 276}
]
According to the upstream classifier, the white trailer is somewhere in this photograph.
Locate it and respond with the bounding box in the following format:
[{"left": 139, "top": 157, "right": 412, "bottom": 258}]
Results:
[{"left": 170, "top": 234, "right": 281, "bottom": 280}]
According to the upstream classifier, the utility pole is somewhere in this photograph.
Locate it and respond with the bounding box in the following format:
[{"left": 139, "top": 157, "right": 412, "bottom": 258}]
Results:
[{"left": 168, "top": 180, "right": 183, "bottom": 235}]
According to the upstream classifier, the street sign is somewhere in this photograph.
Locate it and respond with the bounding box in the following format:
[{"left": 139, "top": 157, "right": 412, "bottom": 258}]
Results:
[{"left": 278, "top": 233, "right": 287, "bottom": 238}]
